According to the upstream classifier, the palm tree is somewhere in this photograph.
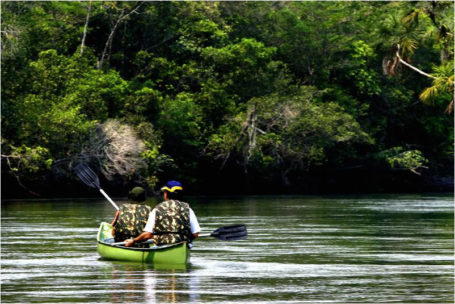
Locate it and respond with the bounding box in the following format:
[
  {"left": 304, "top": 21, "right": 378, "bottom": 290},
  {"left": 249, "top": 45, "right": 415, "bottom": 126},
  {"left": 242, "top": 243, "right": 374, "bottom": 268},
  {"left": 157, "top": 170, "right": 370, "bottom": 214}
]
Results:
[{"left": 383, "top": 2, "right": 454, "bottom": 114}]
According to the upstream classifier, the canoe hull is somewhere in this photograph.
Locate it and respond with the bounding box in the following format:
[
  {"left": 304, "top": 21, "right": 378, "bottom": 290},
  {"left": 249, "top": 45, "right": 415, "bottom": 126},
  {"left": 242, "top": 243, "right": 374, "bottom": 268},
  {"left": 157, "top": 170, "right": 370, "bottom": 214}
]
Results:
[{"left": 96, "top": 222, "right": 189, "bottom": 265}]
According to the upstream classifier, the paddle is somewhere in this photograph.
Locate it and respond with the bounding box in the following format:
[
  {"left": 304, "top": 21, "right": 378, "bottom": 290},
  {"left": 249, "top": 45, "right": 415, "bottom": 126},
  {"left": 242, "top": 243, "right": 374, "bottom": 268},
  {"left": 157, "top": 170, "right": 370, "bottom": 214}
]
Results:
[
  {"left": 199, "top": 224, "right": 247, "bottom": 241},
  {"left": 112, "top": 224, "right": 247, "bottom": 246},
  {"left": 74, "top": 163, "right": 119, "bottom": 211}
]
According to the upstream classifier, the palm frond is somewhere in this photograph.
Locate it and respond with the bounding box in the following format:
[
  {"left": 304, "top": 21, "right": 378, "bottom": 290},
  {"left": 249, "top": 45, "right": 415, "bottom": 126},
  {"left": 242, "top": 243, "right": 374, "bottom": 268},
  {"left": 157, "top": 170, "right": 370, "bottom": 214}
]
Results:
[
  {"left": 419, "top": 86, "right": 438, "bottom": 104},
  {"left": 433, "top": 63, "right": 454, "bottom": 77},
  {"left": 401, "top": 9, "right": 420, "bottom": 28},
  {"left": 400, "top": 37, "right": 418, "bottom": 59}
]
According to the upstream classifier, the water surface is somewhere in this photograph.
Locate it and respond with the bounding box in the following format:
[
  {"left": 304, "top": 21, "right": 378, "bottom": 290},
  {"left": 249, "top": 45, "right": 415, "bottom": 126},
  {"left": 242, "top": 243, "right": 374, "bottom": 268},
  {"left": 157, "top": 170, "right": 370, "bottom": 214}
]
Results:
[{"left": 1, "top": 194, "right": 453, "bottom": 303}]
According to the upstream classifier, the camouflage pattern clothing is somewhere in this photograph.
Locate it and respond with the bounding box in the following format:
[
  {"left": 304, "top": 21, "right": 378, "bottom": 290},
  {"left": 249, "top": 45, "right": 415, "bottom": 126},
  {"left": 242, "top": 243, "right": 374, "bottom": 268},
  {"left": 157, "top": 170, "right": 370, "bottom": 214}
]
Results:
[
  {"left": 113, "top": 203, "right": 152, "bottom": 244},
  {"left": 152, "top": 200, "right": 193, "bottom": 245}
]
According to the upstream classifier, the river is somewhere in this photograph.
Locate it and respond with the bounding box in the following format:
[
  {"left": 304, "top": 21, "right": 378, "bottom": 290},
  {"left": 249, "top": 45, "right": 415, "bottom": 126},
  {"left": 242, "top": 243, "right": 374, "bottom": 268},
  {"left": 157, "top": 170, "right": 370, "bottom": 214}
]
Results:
[{"left": 1, "top": 194, "right": 453, "bottom": 303}]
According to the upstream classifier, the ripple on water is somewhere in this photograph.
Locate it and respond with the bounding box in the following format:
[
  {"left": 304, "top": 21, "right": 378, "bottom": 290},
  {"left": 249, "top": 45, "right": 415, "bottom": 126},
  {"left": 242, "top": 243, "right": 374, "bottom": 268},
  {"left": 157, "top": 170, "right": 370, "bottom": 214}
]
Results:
[{"left": 1, "top": 195, "right": 453, "bottom": 303}]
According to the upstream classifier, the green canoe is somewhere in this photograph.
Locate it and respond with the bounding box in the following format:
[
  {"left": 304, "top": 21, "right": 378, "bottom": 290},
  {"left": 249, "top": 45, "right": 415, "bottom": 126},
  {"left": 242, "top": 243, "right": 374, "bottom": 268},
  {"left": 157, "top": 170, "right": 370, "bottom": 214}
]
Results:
[{"left": 96, "top": 222, "right": 190, "bottom": 265}]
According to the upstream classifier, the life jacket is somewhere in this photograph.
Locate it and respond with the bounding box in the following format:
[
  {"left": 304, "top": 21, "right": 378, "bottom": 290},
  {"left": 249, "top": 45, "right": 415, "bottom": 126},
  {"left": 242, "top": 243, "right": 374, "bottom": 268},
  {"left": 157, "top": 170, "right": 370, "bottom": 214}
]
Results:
[
  {"left": 113, "top": 203, "right": 152, "bottom": 243},
  {"left": 152, "top": 200, "right": 193, "bottom": 245}
]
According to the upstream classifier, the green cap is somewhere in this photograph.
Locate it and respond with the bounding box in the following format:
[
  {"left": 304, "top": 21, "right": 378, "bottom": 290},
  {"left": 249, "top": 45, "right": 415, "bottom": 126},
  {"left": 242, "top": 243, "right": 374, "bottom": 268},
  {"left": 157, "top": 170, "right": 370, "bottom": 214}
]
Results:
[{"left": 129, "top": 186, "right": 146, "bottom": 202}]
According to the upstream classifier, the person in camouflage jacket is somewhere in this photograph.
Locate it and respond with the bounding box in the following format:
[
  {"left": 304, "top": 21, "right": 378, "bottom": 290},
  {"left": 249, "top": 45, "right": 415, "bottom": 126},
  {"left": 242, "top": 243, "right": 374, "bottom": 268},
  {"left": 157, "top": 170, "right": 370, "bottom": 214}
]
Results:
[
  {"left": 110, "top": 187, "right": 152, "bottom": 246},
  {"left": 113, "top": 203, "right": 152, "bottom": 242},
  {"left": 124, "top": 181, "right": 200, "bottom": 247}
]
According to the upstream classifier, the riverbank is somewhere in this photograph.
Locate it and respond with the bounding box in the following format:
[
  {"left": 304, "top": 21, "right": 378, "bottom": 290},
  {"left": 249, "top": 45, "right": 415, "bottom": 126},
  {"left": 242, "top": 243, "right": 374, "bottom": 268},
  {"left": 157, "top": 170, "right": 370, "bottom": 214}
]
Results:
[{"left": 2, "top": 168, "right": 453, "bottom": 199}]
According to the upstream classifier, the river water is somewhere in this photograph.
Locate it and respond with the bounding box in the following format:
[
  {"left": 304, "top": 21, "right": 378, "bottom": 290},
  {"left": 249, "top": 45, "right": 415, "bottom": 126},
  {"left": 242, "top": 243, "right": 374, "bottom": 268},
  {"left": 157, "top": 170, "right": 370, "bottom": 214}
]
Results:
[{"left": 1, "top": 194, "right": 453, "bottom": 303}]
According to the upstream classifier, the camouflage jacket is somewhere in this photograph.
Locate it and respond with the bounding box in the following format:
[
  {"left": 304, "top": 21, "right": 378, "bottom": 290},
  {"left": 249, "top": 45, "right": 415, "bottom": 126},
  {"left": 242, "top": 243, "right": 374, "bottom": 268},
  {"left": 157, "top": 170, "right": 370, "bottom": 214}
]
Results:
[
  {"left": 152, "top": 200, "right": 193, "bottom": 245},
  {"left": 113, "top": 203, "right": 152, "bottom": 243}
]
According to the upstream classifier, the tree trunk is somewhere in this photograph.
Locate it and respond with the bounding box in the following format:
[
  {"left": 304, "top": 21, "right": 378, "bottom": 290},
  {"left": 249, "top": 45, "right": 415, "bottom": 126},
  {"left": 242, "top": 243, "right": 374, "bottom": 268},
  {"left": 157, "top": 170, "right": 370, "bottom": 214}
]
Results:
[
  {"left": 98, "top": 8, "right": 125, "bottom": 70},
  {"left": 80, "top": 0, "right": 92, "bottom": 55},
  {"left": 98, "top": 2, "right": 144, "bottom": 70}
]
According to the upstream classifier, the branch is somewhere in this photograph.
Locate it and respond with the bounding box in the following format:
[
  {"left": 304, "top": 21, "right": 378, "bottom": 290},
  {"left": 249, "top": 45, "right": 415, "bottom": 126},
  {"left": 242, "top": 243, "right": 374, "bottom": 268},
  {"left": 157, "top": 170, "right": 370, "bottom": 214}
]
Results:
[
  {"left": 255, "top": 127, "right": 267, "bottom": 135},
  {"left": 396, "top": 44, "right": 437, "bottom": 80},
  {"left": 98, "top": 2, "right": 144, "bottom": 69},
  {"left": 98, "top": 8, "right": 124, "bottom": 69},
  {"left": 219, "top": 107, "right": 257, "bottom": 170},
  {"left": 1, "top": 155, "right": 40, "bottom": 196},
  {"left": 1, "top": 154, "right": 20, "bottom": 159},
  {"left": 79, "top": 120, "right": 145, "bottom": 180}
]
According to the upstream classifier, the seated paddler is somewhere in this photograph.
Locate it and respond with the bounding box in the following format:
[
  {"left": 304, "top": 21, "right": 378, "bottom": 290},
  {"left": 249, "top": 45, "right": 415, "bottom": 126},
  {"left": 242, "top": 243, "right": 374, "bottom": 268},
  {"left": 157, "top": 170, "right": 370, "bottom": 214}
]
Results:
[
  {"left": 109, "top": 186, "right": 152, "bottom": 246},
  {"left": 124, "top": 180, "right": 200, "bottom": 247},
  {"left": 110, "top": 186, "right": 147, "bottom": 228}
]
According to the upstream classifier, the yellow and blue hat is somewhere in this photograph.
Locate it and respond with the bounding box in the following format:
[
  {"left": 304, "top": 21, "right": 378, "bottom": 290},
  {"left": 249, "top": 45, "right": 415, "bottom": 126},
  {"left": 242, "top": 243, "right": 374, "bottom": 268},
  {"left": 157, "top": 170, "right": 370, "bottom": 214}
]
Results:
[{"left": 161, "top": 180, "right": 183, "bottom": 193}]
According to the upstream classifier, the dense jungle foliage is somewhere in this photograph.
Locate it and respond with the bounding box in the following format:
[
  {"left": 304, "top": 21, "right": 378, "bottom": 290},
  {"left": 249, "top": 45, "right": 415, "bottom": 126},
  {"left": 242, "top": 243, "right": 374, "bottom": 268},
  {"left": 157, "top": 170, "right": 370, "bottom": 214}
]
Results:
[{"left": 1, "top": 1, "right": 454, "bottom": 197}]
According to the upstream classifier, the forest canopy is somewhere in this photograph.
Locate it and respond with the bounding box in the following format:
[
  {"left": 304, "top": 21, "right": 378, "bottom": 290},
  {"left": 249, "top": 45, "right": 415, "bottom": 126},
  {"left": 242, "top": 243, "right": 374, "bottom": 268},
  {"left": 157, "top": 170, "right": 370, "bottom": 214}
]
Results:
[{"left": 1, "top": 1, "right": 453, "bottom": 197}]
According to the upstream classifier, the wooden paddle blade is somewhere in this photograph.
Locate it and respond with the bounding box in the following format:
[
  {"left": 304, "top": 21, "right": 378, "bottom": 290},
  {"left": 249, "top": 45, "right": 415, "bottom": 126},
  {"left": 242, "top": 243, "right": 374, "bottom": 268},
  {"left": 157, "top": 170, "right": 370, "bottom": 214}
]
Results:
[{"left": 74, "top": 163, "right": 100, "bottom": 189}]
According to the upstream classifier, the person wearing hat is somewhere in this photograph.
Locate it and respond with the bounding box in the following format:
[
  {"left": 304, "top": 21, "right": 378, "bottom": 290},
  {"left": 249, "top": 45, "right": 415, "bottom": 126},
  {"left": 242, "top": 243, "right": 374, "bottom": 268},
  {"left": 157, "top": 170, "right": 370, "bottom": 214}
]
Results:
[
  {"left": 124, "top": 180, "right": 200, "bottom": 247},
  {"left": 110, "top": 186, "right": 147, "bottom": 227}
]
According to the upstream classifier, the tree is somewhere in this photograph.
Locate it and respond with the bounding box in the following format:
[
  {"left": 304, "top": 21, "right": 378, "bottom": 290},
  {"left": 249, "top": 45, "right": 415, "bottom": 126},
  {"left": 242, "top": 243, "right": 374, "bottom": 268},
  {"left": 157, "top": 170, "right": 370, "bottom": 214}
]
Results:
[
  {"left": 78, "top": 119, "right": 145, "bottom": 180},
  {"left": 207, "top": 87, "right": 372, "bottom": 187},
  {"left": 97, "top": 2, "right": 145, "bottom": 70},
  {"left": 202, "top": 37, "right": 288, "bottom": 102},
  {"left": 1, "top": 49, "right": 129, "bottom": 193},
  {"left": 382, "top": 1, "right": 454, "bottom": 113},
  {"left": 2, "top": 1, "right": 453, "bottom": 195}
]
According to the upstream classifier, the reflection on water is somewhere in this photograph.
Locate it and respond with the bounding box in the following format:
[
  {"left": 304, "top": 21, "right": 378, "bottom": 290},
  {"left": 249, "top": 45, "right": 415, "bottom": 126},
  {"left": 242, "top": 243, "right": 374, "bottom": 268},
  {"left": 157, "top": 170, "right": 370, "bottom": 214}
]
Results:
[
  {"left": 1, "top": 194, "right": 453, "bottom": 303},
  {"left": 105, "top": 262, "right": 200, "bottom": 303}
]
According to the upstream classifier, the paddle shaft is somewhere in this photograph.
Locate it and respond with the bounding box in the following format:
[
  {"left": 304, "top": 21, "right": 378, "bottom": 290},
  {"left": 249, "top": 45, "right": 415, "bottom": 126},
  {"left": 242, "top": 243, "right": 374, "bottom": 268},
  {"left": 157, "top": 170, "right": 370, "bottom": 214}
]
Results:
[
  {"left": 112, "top": 225, "right": 247, "bottom": 246},
  {"left": 113, "top": 239, "right": 154, "bottom": 246},
  {"left": 74, "top": 164, "right": 119, "bottom": 211},
  {"left": 113, "top": 233, "right": 220, "bottom": 246},
  {"left": 99, "top": 189, "right": 119, "bottom": 210}
]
